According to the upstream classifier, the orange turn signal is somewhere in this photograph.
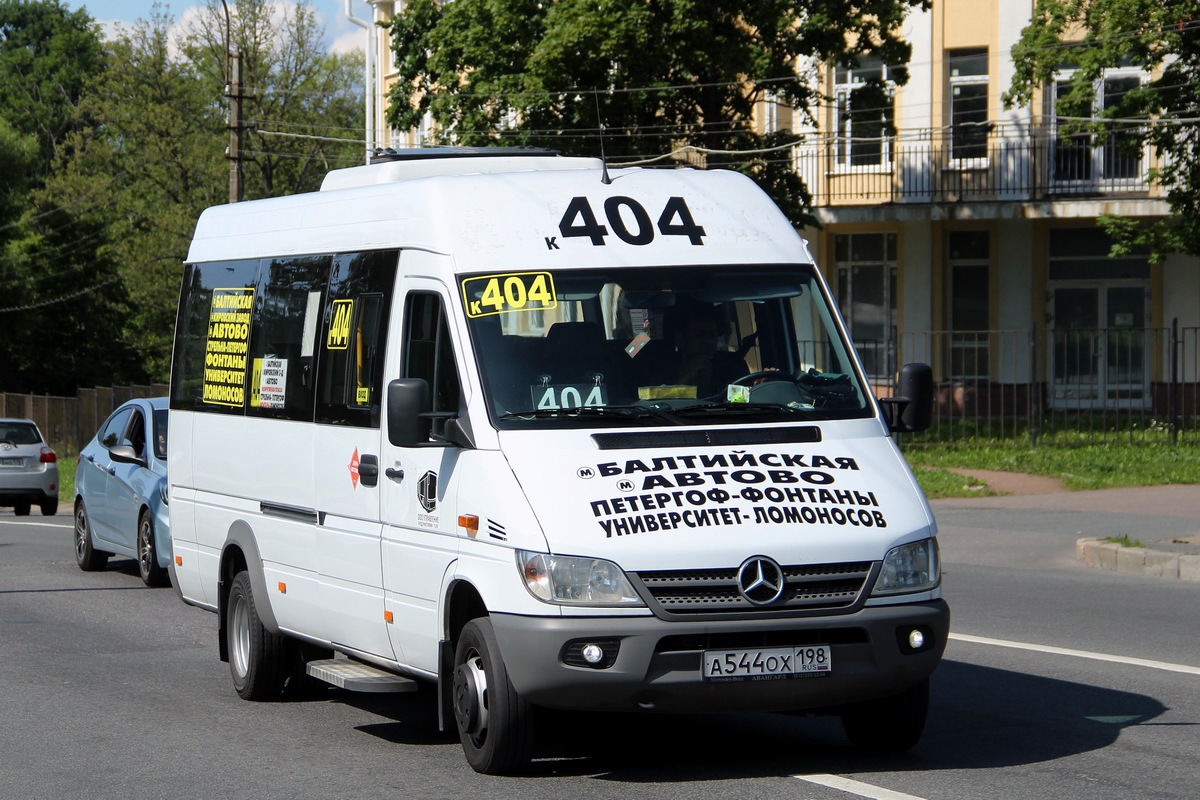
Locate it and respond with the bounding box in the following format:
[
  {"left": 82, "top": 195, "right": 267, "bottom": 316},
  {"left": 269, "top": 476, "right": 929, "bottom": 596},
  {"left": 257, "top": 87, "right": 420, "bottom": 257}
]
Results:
[
  {"left": 278, "top": 582, "right": 287, "bottom": 594},
  {"left": 175, "top": 556, "right": 182, "bottom": 566},
  {"left": 458, "top": 514, "right": 479, "bottom": 537},
  {"left": 384, "top": 610, "right": 394, "bottom": 623}
]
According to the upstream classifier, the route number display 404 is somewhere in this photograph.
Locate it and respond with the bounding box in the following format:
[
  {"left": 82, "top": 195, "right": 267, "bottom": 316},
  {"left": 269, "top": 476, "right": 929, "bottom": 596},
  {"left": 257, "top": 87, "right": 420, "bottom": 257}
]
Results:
[{"left": 557, "top": 196, "right": 706, "bottom": 247}]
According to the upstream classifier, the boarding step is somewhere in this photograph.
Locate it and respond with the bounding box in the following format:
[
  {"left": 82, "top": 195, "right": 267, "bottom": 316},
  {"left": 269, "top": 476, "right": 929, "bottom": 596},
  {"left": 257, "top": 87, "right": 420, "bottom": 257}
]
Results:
[{"left": 306, "top": 659, "right": 419, "bottom": 693}]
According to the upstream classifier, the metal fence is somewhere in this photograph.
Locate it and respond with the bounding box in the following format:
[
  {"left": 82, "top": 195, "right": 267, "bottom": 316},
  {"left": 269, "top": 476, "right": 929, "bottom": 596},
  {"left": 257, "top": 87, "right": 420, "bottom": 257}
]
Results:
[
  {"left": 7, "top": 324, "right": 1200, "bottom": 451},
  {"left": 869, "top": 324, "right": 1200, "bottom": 445},
  {"left": 1, "top": 384, "right": 168, "bottom": 456},
  {"left": 794, "top": 124, "right": 1159, "bottom": 206}
]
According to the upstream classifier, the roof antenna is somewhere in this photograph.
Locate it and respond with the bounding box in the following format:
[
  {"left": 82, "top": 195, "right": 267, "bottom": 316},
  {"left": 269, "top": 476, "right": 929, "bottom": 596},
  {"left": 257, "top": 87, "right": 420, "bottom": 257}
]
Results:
[{"left": 594, "top": 90, "right": 612, "bottom": 185}]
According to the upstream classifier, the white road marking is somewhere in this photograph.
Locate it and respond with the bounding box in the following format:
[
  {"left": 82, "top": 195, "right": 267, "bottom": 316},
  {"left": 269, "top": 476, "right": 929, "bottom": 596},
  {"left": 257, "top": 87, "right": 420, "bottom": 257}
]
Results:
[
  {"left": 0, "top": 519, "right": 69, "bottom": 528},
  {"left": 951, "top": 632, "right": 1200, "bottom": 676},
  {"left": 795, "top": 774, "right": 927, "bottom": 800}
]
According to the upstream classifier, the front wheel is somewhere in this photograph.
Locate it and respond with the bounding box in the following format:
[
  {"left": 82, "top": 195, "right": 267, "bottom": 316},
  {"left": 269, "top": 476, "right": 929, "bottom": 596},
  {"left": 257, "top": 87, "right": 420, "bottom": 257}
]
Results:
[
  {"left": 137, "top": 511, "right": 169, "bottom": 587},
  {"left": 227, "top": 570, "right": 288, "bottom": 700},
  {"left": 452, "top": 617, "right": 535, "bottom": 774},
  {"left": 840, "top": 677, "right": 930, "bottom": 754},
  {"left": 73, "top": 501, "right": 108, "bottom": 571}
]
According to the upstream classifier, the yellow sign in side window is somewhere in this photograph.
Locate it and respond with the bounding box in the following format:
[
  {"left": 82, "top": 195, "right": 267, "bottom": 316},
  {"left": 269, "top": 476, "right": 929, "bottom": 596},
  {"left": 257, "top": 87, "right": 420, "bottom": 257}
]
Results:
[
  {"left": 202, "top": 287, "right": 255, "bottom": 407},
  {"left": 328, "top": 299, "right": 354, "bottom": 349},
  {"left": 461, "top": 272, "right": 557, "bottom": 319}
]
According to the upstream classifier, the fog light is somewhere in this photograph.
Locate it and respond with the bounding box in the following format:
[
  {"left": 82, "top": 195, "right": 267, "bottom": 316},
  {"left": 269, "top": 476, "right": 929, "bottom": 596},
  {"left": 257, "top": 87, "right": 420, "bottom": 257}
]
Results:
[
  {"left": 896, "top": 625, "right": 934, "bottom": 654},
  {"left": 562, "top": 638, "right": 620, "bottom": 668}
]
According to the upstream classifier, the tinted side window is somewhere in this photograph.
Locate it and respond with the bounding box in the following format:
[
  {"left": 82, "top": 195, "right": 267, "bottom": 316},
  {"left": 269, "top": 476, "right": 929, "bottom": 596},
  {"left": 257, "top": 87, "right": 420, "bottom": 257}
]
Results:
[
  {"left": 99, "top": 408, "right": 133, "bottom": 449},
  {"left": 316, "top": 250, "right": 398, "bottom": 427},
  {"left": 403, "top": 292, "right": 461, "bottom": 437},
  {"left": 171, "top": 259, "right": 260, "bottom": 413},
  {"left": 245, "top": 255, "right": 329, "bottom": 422}
]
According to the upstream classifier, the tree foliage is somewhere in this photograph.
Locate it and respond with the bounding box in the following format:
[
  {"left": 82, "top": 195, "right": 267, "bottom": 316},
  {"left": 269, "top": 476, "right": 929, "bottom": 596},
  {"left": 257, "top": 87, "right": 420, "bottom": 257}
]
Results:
[
  {"left": 1007, "top": 0, "right": 1200, "bottom": 257},
  {"left": 385, "top": 0, "right": 928, "bottom": 226},
  {"left": 0, "top": 0, "right": 364, "bottom": 392}
]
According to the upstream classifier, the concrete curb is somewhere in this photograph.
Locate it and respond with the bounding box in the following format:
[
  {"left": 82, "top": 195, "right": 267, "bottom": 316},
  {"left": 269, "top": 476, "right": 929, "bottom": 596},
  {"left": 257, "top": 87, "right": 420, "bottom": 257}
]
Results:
[{"left": 1077, "top": 538, "right": 1200, "bottom": 581}]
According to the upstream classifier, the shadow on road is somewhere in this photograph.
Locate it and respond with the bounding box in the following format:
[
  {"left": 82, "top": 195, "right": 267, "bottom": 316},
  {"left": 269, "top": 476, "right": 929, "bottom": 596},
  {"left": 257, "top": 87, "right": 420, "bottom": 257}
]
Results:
[{"left": 332, "top": 657, "right": 1166, "bottom": 780}]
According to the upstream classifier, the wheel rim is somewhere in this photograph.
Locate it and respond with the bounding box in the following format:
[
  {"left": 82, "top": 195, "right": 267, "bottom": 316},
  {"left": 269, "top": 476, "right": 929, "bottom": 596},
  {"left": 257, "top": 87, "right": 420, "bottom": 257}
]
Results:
[
  {"left": 74, "top": 507, "right": 88, "bottom": 560},
  {"left": 229, "top": 590, "right": 251, "bottom": 680},
  {"left": 138, "top": 517, "right": 153, "bottom": 577},
  {"left": 453, "top": 649, "right": 489, "bottom": 746}
]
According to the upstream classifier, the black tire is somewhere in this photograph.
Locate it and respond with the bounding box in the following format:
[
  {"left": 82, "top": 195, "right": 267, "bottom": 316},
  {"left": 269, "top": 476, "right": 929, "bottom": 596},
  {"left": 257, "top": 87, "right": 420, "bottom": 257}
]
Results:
[
  {"left": 227, "top": 570, "right": 289, "bottom": 700},
  {"left": 452, "top": 617, "right": 535, "bottom": 774},
  {"left": 73, "top": 501, "right": 108, "bottom": 571},
  {"left": 137, "top": 510, "right": 169, "bottom": 587},
  {"left": 40, "top": 498, "right": 58, "bottom": 516},
  {"left": 14, "top": 501, "right": 30, "bottom": 516},
  {"left": 840, "top": 677, "right": 930, "bottom": 754}
]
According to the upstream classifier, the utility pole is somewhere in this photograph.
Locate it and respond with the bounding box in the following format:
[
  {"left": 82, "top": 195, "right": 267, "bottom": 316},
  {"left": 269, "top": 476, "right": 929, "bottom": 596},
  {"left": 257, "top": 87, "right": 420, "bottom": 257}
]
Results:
[{"left": 227, "top": 51, "right": 244, "bottom": 204}]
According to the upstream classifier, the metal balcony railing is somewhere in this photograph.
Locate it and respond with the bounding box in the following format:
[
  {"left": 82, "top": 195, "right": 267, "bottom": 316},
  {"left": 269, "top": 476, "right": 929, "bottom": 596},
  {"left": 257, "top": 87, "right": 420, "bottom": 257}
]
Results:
[{"left": 795, "top": 123, "right": 1159, "bottom": 207}]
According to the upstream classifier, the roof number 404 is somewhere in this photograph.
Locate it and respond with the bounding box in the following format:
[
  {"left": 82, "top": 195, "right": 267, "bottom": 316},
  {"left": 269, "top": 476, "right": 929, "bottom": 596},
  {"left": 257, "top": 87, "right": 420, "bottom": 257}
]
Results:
[{"left": 555, "top": 196, "right": 705, "bottom": 248}]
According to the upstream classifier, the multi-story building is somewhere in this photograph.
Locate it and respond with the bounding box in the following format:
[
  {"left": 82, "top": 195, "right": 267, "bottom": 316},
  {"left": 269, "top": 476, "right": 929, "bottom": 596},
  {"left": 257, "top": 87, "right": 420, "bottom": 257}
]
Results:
[{"left": 367, "top": 0, "right": 1200, "bottom": 419}]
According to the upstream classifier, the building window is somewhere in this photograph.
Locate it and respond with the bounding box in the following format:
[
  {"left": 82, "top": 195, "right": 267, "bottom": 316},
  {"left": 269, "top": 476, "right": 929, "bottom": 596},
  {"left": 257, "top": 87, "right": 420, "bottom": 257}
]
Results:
[
  {"left": 1051, "top": 68, "right": 1144, "bottom": 185},
  {"left": 834, "top": 58, "right": 895, "bottom": 168},
  {"left": 948, "top": 48, "right": 989, "bottom": 162},
  {"left": 835, "top": 232, "right": 897, "bottom": 379},
  {"left": 948, "top": 231, "right": 989, "bottom": 379}
]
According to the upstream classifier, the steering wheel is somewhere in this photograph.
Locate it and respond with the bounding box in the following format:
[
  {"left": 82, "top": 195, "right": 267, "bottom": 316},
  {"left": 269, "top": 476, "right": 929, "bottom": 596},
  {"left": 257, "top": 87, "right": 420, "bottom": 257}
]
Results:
[{"left": 731, "top": 370, "right": 795, "bottom": 387}]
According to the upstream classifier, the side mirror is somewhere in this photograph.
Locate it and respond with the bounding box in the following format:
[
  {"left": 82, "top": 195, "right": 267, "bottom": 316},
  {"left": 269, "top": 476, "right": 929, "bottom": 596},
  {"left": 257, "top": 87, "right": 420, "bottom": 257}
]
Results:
[
  {"left": 387, "top": 378, "right": 431, "bottom": 447},
  {"left": 109, "top": 443, "right": 147, "bottom": 469},
  {"left": 880, "top": 363, "right": 933, "bottom": 433}
]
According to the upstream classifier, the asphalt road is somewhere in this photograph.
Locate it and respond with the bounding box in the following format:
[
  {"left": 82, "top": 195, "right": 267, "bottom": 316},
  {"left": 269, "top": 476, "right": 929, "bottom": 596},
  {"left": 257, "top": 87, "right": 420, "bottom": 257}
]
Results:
[{"left": 2, "top": 497, "right": 1198, "bottom": 800}]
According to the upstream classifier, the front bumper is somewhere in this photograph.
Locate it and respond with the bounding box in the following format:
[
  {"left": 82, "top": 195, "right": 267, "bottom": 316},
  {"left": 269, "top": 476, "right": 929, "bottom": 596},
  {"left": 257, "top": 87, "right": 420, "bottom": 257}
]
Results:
[{"left": 490, "top": 599, "right": 949, "bottom": 713}]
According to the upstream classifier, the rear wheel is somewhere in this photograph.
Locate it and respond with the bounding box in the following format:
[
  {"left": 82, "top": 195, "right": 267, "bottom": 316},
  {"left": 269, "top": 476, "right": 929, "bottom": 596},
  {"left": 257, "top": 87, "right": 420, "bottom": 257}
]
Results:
[
  {"left": 227, "top": 570, "right": 289, "bottom": 700},
  {"left": 840, "top": 677, "right": 930, "bottom": 754},
  {"left": 14, "top": 501, "right": 30, "bottom": 516},
  {"left": 73, "top": 501, "right": 108, "bottom": 571},
  {"left": 40, "top": 498, "right": 58, "bottom": 516},
  {"left": 137, "top": 511, "right": 169, "bottom": 587},
  {"left": 452, "top": 617, "right": 535, "bottom": 774}
]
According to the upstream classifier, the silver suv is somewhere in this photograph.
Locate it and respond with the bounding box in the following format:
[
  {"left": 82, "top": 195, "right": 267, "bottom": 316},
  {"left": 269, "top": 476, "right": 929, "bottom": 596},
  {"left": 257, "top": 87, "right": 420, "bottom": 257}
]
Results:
[{"left": 0, "top": 418, "right": 60, "bottom": 516}]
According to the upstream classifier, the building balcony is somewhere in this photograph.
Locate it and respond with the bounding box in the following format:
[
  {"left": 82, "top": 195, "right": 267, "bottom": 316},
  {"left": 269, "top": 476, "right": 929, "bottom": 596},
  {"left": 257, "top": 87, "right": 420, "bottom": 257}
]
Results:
[{"left": 795, "top": 123, "right": 1165, "bottom": 211}]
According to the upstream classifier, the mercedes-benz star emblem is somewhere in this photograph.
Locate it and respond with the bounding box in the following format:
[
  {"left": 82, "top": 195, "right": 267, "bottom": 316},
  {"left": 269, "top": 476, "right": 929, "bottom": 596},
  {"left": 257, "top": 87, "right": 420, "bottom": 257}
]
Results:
[{"left": 736, "top": 556, "right": 786, "bottom": 606}]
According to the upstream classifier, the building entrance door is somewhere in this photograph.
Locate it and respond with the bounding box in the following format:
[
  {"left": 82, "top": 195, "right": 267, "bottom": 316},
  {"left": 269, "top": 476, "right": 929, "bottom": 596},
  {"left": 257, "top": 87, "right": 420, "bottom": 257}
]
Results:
[{"left": 1049, "top": 283, "right": 1150, "bottom": 410}]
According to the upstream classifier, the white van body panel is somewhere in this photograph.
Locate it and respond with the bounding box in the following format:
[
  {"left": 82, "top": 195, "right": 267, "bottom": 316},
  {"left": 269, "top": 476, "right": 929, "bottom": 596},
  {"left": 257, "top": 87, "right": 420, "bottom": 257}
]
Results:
[
  {"left": 186, "top": 164, "right": 808, "bottom": 271},
  {"left": 501, "top": 419, "right": 935, "bottom": 573}
]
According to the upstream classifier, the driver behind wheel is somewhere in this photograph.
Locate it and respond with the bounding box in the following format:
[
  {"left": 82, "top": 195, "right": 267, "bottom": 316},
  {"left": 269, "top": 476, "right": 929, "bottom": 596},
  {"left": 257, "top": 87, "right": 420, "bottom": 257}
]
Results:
[{"left": 659, "top": 303, "right": 750, "bottom": 397}]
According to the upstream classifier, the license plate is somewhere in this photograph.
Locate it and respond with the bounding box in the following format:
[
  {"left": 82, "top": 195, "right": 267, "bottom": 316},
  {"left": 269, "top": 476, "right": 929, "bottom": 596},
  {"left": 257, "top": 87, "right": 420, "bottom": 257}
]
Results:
[
  {"left": 702, "top": 645, "right": 832, "bottom": 681},
  {"left": 0, "top": 457, "right": 23, "bottom": 467}
]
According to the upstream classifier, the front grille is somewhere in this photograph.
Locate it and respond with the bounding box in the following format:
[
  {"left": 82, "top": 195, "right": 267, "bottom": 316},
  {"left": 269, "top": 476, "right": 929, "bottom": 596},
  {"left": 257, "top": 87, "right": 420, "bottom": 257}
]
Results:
[{"left": 631, "top": 561, "right": 874, "bottom": 617}]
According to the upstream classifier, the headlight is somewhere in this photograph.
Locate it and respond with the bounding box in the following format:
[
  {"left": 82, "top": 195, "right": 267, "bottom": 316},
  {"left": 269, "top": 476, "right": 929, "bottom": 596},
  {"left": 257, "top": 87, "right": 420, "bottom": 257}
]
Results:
[
  {"left": 872, "top": 538, "right": 940, "bottom": 595},
  {"left": 516, "top": 551, "right": 643, "bottom": 606}
]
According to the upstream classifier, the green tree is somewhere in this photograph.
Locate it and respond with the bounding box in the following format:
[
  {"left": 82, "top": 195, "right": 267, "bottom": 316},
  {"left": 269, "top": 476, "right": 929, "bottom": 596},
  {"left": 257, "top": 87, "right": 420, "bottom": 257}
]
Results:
[
  {"left": 1006, "top": 0, "right": 1200, "bottom": 257},
  {"left": 0, "top": 0, "right": 106, "bottom": 173},
  {"left": 0, "top": 0, "right": 123, "bottom": 393},
  {"left": 182, "top": 0, "right": 366, "bottom": 198},
  {"left": 385, "top": 0, "right": 927, "bottom": 226}
]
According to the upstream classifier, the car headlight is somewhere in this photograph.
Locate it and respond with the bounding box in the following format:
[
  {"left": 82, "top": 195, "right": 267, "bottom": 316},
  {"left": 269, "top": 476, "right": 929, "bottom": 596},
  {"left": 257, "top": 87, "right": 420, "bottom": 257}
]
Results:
[
  {"left": 516, "top": 550, "right": 643, "bottom": 606},
  {"left": 872, "top": 538, "right": 940, "bottom": 595}
]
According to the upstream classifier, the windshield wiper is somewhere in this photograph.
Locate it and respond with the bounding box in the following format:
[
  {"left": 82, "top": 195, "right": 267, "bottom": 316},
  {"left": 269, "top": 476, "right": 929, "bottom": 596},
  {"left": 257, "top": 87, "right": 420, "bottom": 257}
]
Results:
[
  {"left": 500, "top": 404, "right": 685, "bottom": 424},
  {"left": 670, "top": 402, "right": 802, "bottom": 417}
]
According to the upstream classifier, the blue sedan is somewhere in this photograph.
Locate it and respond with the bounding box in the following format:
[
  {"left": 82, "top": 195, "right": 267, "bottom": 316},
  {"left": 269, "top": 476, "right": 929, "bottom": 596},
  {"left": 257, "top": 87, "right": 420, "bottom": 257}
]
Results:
[{"left": 74, "top": 397, "right": 171, "bottom": 587}]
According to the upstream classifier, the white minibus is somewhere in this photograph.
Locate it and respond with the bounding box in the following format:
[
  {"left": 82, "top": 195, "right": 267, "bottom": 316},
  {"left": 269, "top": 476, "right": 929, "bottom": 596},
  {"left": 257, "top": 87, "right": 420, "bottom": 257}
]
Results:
[{"left": 169, "top": 148, "right": 947, "bottom": 774}]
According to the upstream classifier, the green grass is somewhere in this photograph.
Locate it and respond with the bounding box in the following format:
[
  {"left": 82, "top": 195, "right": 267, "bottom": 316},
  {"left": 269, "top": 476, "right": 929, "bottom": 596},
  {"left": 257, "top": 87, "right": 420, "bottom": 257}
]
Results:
[
  {"left": 56, "top": 458, "right": 75, "bottom": 505},
  {"left": 1103, "top": 534, "right": 1144, "bottom": 548},
  {"left": 902, "top": 442, "right": 1200, "bottom": 499}
]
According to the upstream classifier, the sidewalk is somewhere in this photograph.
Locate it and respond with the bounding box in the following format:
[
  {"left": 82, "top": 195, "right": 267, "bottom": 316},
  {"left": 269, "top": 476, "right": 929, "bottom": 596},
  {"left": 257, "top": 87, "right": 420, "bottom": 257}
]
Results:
[{"left": 936, "top": 470, "right": 1200, "bottom": 582}]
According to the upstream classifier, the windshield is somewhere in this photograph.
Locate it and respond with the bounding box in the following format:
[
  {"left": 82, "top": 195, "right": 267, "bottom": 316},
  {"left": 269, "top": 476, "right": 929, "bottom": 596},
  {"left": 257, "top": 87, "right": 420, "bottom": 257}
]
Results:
[{"left": 461, "top": 264, "right": 872, "bottom": 429}]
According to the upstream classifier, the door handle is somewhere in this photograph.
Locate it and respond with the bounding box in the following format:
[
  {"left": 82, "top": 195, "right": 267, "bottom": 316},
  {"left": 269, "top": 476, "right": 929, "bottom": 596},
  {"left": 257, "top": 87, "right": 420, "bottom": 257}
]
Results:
[{"left": 385, "top": 467, "right": 404, "bottom": 482}]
